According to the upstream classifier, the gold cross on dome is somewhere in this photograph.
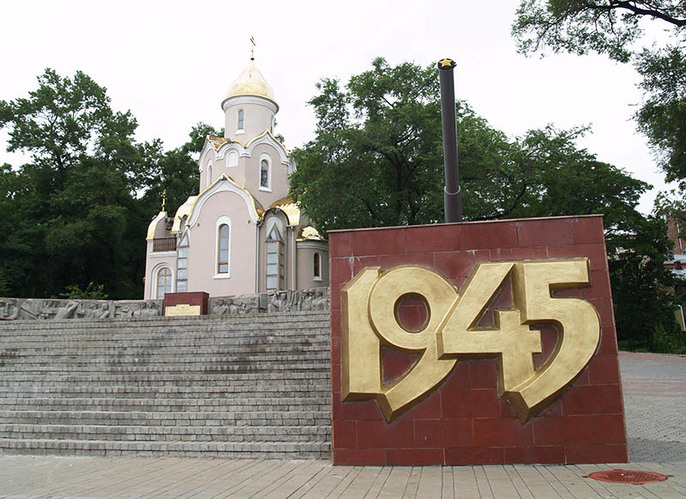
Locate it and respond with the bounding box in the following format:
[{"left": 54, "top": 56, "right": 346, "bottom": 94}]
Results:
[{"left": 250, "top": 37, "right": 256, "bottom": 60}]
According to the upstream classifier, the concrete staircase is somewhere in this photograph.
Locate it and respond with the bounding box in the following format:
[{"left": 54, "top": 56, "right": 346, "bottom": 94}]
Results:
[{"left": 0, "top": 311, "right": 331, "bottom": 458}]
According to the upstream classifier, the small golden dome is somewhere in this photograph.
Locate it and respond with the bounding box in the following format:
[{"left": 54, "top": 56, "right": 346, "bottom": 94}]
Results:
[{"left": 227, "top": 60, "right": 275, "bottom": 101}]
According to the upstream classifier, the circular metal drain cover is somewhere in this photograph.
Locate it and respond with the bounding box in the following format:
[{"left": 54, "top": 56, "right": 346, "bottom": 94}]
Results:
[{"left": 585, "top": 469, "right": 671, "bottom": 485}]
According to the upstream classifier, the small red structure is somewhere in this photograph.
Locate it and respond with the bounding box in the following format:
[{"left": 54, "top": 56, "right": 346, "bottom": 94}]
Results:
[
  {"left": 329, "top": 215, "right": 628, "bottom": 466},
  {"left": 163, "top": 292, "right": 209, "bottom": 316}
]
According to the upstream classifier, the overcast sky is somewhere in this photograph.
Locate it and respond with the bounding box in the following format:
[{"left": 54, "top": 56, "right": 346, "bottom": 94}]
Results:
[{"left": 0, "top": 0, "right": 675, "bottom": 212}]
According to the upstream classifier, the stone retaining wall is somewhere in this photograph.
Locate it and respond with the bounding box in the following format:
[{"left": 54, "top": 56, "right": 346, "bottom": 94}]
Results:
[{"left": 0, "top": 288, "right": 329, "bottom": 321}]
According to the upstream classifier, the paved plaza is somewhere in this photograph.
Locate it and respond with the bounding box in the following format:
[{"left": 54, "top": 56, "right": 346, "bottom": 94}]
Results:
[{"left": 1, "top": 351, "right": 685, "bottom": 498}]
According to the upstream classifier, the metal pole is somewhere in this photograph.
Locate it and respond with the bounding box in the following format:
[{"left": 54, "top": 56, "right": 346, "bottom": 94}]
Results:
[{"left": 438, "top": 58, "right": 462, "bottom": 223}]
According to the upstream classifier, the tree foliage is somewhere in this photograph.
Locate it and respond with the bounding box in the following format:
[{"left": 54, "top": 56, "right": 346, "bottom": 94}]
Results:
[
  {"left": 512, "top": 1, "right": 686, "bottom": 184},
  {"left": 292, "top": 57, "right": 676, "bottom": 350},
  {"left": 292, "top": 58, "right": 648, "bottom": 232},
  {"left": 0, "top": 69, "right": 207, "bottom": 298}
]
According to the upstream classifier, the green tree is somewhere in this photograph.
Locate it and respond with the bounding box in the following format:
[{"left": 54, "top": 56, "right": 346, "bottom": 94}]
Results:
[
  {"left": 138, "top": 123, "right": 220, "bottom": 217},
  {"left": 292, "top": 59, "right": 648, "bottom": 233},
  {"left": 0, "top": 70, "right": 227, "bottom": 299},
  {"left": 293, "top": 57, "right": 676, "bottom": 350},
  {"left": 608, "top": 215, "right": 678, "bottom": 350},
  {"left": 511, "top": 1, "right": 686, "bottom": 182},
  {"left": 0, "top": 69, "right": 150, "bottom": 298}
]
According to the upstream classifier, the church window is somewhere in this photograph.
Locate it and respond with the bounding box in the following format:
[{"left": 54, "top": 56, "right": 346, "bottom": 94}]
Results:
[
  {"left": 260, "top": 158, "right": 270, "bottom": 190},
  {"left": 237, "top": 109, "right": 244, "bottom": 131},
  {"left": 313, "top": 252, "right": 321, "bottom": 280},
  {"left": 227, "top": 150, "right": 238, "bottom": 167},
  {"left": 176, "top": 235, "right": 189, "bottom": 292},
  {"left": 207, "top": 162, "right": 213, "bottom": 187},
  {"left": 217, "top": 223, "right": 230, "bottom": 274},
  {"left": 156, "top": 267, "right": 172, "bottom": 299},
  {"left": 266, "top": 226, "right": 284, "bottom": 291}
]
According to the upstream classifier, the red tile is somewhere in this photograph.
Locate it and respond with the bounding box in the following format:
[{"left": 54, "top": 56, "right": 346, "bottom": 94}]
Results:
[
  {"left": 414, "top": 419, "right": 446, "bottom": 447},
  {"left": 394, "top": 296, "right": 429, "bottom": 334},
  {"left": 432, "top": 251, "right": 486, "bottom": 281},
  {"left": 444, "top": 418, "right": 474, "bottom": 447},
  {"left": 441, "top": 363, "right": 471, "bottom": 392},
  {"left": 331, "top": 365, "right": 341, "bottom": 393},
  {"left": 499, "top": 399, "right": 518, "bottom": 419},
  {"left": 474, "top": 418, "right": 533, "bottom": 447},
  {"left": 460, "top": 222, "right": 518, "bottom": 250},
  {"left": 330, "top": 260, "right": 354, "bottom": 286},
  {"left": 329, "top": 231, "right": 353, "bottom": 258},
  {"left": 533, "top": 417, "right": 567, "bottom": 446},
  {"left": 518, "top": 218, "right": 574, "bottom": 247},
  {"left": 406, "top": 224, "right": 461, "bottom": 253},
  {"left": 406, "top": 390, "right": 443, "bottom": 419},
  {"left": 381, "top": 252, "right": 435, "bottom": 270},
  {"left": 330, "top": 283, "right": 343, "bottom": 311},
  {"left": 337, "top": 400, "right": 385, "bottom": 421},
  {"left": 382, "top": 348, "right": 419, "bottom": 384},
  {"left": 334, "top": 448, "right": 385, "bottom": 466},
  {"left": 442, "top": 390, "right": 473, "bottom": 418},
  {"left": 504, "top": 446, "right": 535, "bottom": 464},
  {"left": 445, "top": 447, "right": 504, "bottom": 465},
  {"left": 386, "top": 448, "right": 444, "bottom": 465},
  {"left": 573, "top": 216, "right": 604, "bottom": 244},
  {"left": 566, "top": 415, "right": 598, "bottom": 444},
  {"left": 469, "top": 359, "right": 498, "bottom": 390},
  {"left": 387, "top": 419, "right": 415, "bottom": 448},
  {"left": 562, "top": 385, "right": 624, "bottom": 415},
  {"left": 490, "top": 246, "right": 547, "bottom": 261},
  {"left": 565, "top": 444, "right": 628, "bottom": 464},
  {"left": 352, "top": 255, "right": 382, "bottom": 273},
  {"left": 357, "top": 420, "right": 389, "bottom": 449},
  {"left": 587, "top": 415, "right": 627, "bottom": 444},
  {"left": 353, "top": 228, "right": 407, "bottom": 256},
  {"left": 586, "top": 355, "right": 621, "bottom": 385},
  {"left": 537, "top": 398, "right": 563, "bottom": 417},
  {"left": 471, "top": 390, "right": 501, "bottom": 418},
  {"left": 581, "top": 270, "right": 614, "bottom": 300},
  {"left": 331, "top": 334, "right": 341, "bottom": 364},
  {"left": 333, "top": 420, "right": 357, "bottom": 449},
  {"left": 534, "top": 446, "right": 566, "bottom": 464},
  {"left": 546, "top": 244, "right": 608, "bottom": 271}
]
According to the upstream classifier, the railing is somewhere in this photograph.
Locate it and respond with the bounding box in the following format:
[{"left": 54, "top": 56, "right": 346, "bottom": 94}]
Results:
[{"left": 152, "top": 238, "right": 177, "bottom": 252}]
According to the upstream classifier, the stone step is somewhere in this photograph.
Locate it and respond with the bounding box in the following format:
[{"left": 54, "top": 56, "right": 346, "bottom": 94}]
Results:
[
  {"left": 0, "top": 438, "right": 331, "bottom": 459},
  {"left": 0, "top": 423, "right": 330, "bottom": 443},
  {"left": 0, "top": 311, "right": 332, "bottom": 459},
  {"left": 0, "top": 410, "right": 331, "bottom": 427},
  {"left": 0, "top": 397, "right": 331, "bottom": 412},
  {"left": 0, "top": 362, "right": 329, "bottom": 374}
]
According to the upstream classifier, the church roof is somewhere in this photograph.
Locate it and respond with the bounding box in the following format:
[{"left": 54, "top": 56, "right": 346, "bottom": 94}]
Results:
[{"left": 226, "top": 60, "right": 275, "bottom": 101}]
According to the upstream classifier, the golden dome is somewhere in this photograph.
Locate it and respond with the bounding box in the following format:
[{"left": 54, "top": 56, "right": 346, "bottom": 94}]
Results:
[{"left": 226, "top": 60, "right": 275, "bottom": 101}]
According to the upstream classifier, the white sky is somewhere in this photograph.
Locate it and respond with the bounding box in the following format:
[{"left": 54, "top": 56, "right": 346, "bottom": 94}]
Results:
[{"left": 0, "top": 0, "right": 676, "bottom": 212}]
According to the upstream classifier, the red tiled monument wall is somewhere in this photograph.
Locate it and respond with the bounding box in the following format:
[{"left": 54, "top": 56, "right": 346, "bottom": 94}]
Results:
[{"left": 329, "top": 215, "right": 628, "bottom": 466}]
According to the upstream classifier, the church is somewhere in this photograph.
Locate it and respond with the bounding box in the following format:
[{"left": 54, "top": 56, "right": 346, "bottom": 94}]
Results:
[{"left": 143, "top": 55, "right": 329, "bottom": 300}]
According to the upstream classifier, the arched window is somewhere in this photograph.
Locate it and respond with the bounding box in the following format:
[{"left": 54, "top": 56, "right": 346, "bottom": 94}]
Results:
[
  {"left": 176, "top": 235, "right": 189, "bottom": 292},
  {"left": 156, "top": 267, "right": 172, "bottom": 299},
  {"left": 207, "top": 162, "right": 213, "bottom": 187},
  {"left": 237, "top": 109, "right": 244, "bottom": 131},
  {"left": 227, "top": 150, "right": 238, "bottom": 167},
  {"left": 266, "top": 225, "right": 283, "bottom": 291},
  {"left": 313, "top": 252, "right": 321, "bottom": 280},
  {"left": 217, "top": 223, "right": 230, "bottom": 274},
  {"left": 260, "top": 159, "right": 270, "bottom": 190}
]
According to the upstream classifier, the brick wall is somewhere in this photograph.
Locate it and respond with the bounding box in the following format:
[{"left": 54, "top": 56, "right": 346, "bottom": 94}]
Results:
[{"left": 329, "top": 215, "right": 628, "bottom": 466}]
